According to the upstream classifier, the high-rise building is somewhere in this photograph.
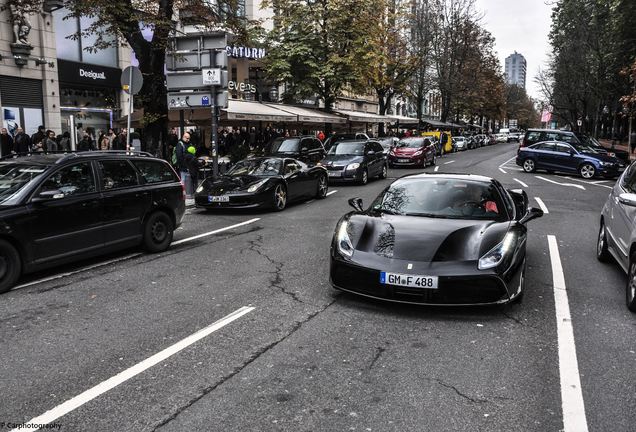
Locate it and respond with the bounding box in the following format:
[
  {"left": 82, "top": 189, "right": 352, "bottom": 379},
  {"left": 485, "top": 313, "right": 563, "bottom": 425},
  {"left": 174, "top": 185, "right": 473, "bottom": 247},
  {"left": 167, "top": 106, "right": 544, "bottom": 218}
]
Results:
[{"left": 505, "top": 51, "right": 527, "bottom": 88}]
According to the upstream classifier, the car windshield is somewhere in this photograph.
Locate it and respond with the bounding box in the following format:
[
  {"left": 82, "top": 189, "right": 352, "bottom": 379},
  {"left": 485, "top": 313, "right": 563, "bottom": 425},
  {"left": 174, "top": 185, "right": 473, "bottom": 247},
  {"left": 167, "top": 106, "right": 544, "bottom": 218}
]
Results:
[
  {"left": 327, "top": 142, "right": 365, "bottom": 156},
  {"left": 225, "top": 159, "right": 282, "bottom": 177},
  {"left": 0, "top": 163, "right": 47, "bottom": 205},
  {"left": 377, "top": 138, "right": 393, "bottom": 149},
  {"left": 370, "top": 178, "right": 506, "bottom": 220},
  {"left": 396, "top": 138, "right": 425, "bottom": 149},
  {"left": 270, "top": 138, "right": 300, "bottom": 153}
]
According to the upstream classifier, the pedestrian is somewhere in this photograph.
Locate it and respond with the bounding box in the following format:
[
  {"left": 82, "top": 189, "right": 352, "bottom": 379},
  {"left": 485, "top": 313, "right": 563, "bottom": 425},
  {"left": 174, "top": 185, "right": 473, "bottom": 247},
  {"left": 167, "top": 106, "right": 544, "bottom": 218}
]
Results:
[
  {"left": 0, "top": 127, "right": 13, "bottom": 157},
  {"left": 99, "top": 136, "right": 110, "bottom": 150},
  {"left": 174, "top": 132, "right": 193, "bottom": 197},
  {"left": 185, "top": 144, "right": 201, "bottom": 192},
  {"left": 13, "top": 127, "right": 31, "bottom": 154},
  {"left": 106, "top": 128, "right": 117, "bottom": 145},
  {"left": 59, "top": 131, "right": 71, "bottom": 151},
  {"left": 31, "top": 125, "right": 46, "bottom": 150},
  {"left": 45, "top": 130, "right": 58, "bottom": 151},
  {"left": 317, "top": 131, "right": 325, "bottom": 142},
  {"left": 113, "top": 130, "right": 127, "bottom": 150},
  {"left": 78, "top": 133, "right": 94, "bottom": 151}
]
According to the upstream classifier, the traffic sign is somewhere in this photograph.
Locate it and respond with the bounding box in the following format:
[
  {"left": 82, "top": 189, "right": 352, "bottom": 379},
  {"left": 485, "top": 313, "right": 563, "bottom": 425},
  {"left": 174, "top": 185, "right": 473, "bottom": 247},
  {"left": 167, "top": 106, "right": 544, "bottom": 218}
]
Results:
[
  {"left": 202, "top": 68, "right": 221, "bottom": 85},
  {"left": 121, "top": 66, "right": 143, "bottom": 95}
]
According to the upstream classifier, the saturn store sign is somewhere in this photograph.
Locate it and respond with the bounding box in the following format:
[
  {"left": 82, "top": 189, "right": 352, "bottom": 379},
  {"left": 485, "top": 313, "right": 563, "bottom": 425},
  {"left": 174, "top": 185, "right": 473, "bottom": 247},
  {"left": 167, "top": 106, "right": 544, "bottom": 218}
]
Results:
[{"left": 226, "top": 46, "right": 266, "bottom": 59}]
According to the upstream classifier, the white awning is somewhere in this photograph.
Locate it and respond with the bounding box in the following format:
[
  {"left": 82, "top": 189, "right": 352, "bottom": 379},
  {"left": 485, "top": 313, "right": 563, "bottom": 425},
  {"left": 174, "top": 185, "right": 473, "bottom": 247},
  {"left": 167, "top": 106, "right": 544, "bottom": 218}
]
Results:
[
  {"left": 223, "top": 100, "right": 297, "bottom": 122},
  {"left": 266, "top": 104, "right": 347, "bottom": 124},
  {"left": 387, "top": 115, "right": 420, "bottom": 125},
  {"left": 333, "top": 109, "right": 389, "bottom": 123}
]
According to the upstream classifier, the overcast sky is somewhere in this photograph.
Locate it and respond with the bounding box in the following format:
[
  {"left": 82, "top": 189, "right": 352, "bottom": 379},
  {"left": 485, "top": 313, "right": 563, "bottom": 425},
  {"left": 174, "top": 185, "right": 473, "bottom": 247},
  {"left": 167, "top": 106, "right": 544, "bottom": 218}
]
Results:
[{"left": 474, "top": 0, "right": 555, "bottom": 100}]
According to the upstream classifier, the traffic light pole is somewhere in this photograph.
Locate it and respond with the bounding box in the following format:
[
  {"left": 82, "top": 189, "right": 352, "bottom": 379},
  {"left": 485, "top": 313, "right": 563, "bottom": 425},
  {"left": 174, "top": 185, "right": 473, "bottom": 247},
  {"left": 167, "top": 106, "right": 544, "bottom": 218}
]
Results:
[{"left": 211, "top": 85, "right": 219, "bottom": 179}]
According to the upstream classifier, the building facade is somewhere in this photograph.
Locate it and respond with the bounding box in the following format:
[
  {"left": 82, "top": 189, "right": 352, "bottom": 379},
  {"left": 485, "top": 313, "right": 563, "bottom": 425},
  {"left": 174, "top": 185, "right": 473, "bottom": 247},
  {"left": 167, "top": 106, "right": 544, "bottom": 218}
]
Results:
[
  {"left": 0, "top": 2, "right": 132, "bottom": 139},
  {"left": 504, "top": 51, "right": 527, "bottom": 89}
]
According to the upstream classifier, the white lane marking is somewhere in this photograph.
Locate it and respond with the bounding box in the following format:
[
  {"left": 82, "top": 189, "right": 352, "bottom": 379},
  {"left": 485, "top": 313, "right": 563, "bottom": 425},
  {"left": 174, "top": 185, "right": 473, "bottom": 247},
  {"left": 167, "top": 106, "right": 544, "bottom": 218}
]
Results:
[
  {"left": 563, "top": 176, "right": 613, "bottom": 190},
  {"left": 305, "top": 199, "right": 315, "bottom": 205},
  {"left": 326, "top": 189, "right": 338, "bottom": 196},
  {"left": 171, "top": 218, "right": 260, "bottom": 246},
  {"left": 535, "top": 197, "right": 549, "bottom": 214},
  {"left": 591, "top": 180, "right": 608, "bottom": 184},
  {"left": 535, "top": 176, "right": 586, "bottom": 190},
  {"left": 498, "top": 155, "right": 517, "bottom": 169},
  {"left": 12, "top": 253, "right": 143, "bottom": 291},
  {"left": 547, "top": 236, "right": 589, "bottom": 432},
  {"left": 513, "top": 178, "right": 528, "bottom": 188},
  {"left": 434, "top": 166, "right": 439, "bottom": 172},
  {"left": 499, "top": 167, "right": 507, "bottom": 174},
  {"left": 443, "top": 160, "right": 455, "bottom": 165},
  {"left": 11, "top": 306, "right": 256, "bottom": 432}
]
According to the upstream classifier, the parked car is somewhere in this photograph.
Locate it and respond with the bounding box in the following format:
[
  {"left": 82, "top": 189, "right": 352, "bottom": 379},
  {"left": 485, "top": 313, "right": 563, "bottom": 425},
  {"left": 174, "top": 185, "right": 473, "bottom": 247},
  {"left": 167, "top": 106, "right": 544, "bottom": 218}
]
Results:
[
  {"left": 195, "top": 157, "right": 328, "bottom": 211},
  {"left": 598, "top": 162, "right": 636, "bottom": 311},
  {"left": 574, "top": 133, "right": 630, "bottom": 166},
  {"left": 265, "top": 136, "right": 326, "bottom": 165},
  {"left": 486, "top": 135, "right": 497, "bottom": 146},
  {"left": 372, "top": 137, "right": 399, "bottom": 155},
  {"left": 516, "top": 140, "right": 623, "bottom": 179},
  {"left": 508, "top": 132, "right": 522, "bottom": 142},
  {"left": 0, "top": 151, "right": 185, "bottom": 294},
  {"left": 453, "top": 136, "right": 468, "bottom": 151},
  {"left": 323, "top": 133, "right": 370, "bottom": 152},
  {"left": 495, "top": 133, "right": 508, "bottom": 143},
  {"left": 521, "top": 128, "right": 580, "bottom": 148},
  {"left": 388, "top": 137, "right": 436, "bottom": 168},
  {"left": 330, "top": 173, "right": 543, "bottom": 305},
  {"left": 322, "top": 140, "right": 388, "bottom": 184}
]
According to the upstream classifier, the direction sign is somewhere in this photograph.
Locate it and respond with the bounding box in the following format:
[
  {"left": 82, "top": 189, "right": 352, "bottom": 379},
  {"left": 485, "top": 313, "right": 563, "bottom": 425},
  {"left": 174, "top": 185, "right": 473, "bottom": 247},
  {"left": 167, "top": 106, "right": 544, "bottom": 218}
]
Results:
[
  {"left": 121, "top": 66, "right": 143, "bottom": 95},
  {"left": 202, "top": 68, "right": 221, "bottom": 85}
]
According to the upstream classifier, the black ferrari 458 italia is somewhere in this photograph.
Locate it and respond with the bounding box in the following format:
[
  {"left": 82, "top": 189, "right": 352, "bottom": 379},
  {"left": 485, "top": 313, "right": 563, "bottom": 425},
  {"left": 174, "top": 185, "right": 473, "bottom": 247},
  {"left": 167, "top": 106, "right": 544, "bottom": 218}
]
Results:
[
  {"left": 330, "top": 173, "right": 543, "bottom": 305},
  {"left": 195, "top": 157, "right": 328, "bottom": 211}
]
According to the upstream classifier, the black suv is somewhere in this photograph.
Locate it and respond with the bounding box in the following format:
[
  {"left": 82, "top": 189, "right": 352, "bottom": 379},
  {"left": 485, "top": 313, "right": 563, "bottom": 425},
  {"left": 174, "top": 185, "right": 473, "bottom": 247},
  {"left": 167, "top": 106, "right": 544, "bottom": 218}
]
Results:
[
  {"left": 0, "top": 151, "right": 185, "bottom": 293},
  {"left": 265, "top": 136, "right": 326, "bottom": 165}
]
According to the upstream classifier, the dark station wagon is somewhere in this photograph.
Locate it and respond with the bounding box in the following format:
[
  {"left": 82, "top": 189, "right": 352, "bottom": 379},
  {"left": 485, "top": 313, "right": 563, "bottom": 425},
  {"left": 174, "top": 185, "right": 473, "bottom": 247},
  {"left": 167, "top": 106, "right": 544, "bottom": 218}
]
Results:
[{"left": 0, "top": 151, "right": 185, "bottom": 293}]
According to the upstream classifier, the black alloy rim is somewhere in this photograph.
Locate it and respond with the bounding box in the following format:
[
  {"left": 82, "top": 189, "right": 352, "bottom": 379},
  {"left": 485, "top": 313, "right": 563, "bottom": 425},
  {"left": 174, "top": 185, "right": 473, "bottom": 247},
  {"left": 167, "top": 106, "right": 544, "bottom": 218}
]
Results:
[
  {"left": 597, "top": 225, "right": 605, "bottom": 256},
  {"left": 629, "top": 261, "right": 636, "bottom": 304},
  {"left": 318, "top": 176, "right": 328, "bottom": 196},
  {"left": 151, "top": 220, "right": 167, "bottom": 243}
]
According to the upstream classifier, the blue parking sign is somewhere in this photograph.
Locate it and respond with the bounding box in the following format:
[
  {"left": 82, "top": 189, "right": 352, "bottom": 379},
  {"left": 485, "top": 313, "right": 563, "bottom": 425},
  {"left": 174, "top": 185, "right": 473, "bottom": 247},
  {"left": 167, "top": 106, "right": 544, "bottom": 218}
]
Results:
[{"left": 201, "top": 96, "right": 210, "bottom": 106}]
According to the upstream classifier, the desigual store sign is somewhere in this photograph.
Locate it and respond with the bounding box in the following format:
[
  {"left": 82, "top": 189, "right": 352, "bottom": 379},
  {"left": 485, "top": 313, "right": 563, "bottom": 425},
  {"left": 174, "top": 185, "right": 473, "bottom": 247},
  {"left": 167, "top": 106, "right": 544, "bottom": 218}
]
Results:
[{"left": 57, "top": 59, "right": 121, "bottom": 88}]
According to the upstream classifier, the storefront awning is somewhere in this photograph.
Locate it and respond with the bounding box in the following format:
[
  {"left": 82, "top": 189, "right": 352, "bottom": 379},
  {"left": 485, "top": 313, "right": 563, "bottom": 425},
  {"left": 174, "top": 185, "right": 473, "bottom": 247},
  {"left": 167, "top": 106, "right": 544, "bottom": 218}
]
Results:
[
  {"left": 333, "top": 109, "right": 388, "bottom": 123},
  {"left": 387, "top": 115, "right": 420, "bottom": 126},
  {"left": 421, "top": 118, "right": 451, "bottom": 128},
  {"left": 266, "top": 104, "right": 346, "bottom": 124},
  {"left": 222, "top": 100, "right": 296, "bottom": 122}
]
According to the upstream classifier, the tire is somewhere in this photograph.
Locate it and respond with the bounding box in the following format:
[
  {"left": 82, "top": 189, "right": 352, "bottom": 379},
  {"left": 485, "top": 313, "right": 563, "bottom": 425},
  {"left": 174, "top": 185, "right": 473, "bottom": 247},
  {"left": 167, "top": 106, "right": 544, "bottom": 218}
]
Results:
[
  {"left": 316, "top": 174, "right": 328, "bottom": 199},
  {"left": 272, "top": 183, "right": 287, "bottom": 211},
  {"left": 597, "top": 221, "right": 611, "bottom": 262},
  {"left": 430, "top": 154, "right": 436, "bottom": 166},
  {"left": 522, "top": 158, "right": 536, "bottom": 173},
  {"left": 626, "top": 253, "right": 636, "bottom": 312},
  {"left": 379, "top": 164, "right": 388, "bottom": 179},
  {"left": 579, "top": 163, "right": 595, "bottom": 179},
  {"left": 360, "top": 169, "right": 368, "bottom": 185},
  {"left": 142, "top": 211, "right": 174, "bottom": 253},
  {"left": 0, "top": 239, "right": 20, "bottom": 294}
]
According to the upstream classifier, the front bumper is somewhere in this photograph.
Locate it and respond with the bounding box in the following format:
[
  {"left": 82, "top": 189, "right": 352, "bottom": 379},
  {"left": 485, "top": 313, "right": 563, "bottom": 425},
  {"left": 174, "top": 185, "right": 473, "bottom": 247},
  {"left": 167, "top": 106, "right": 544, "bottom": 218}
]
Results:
[
  {"left": 194, "top": 189, "right": 271, "bottom": 209},
  {"left": 330, "top": 255, "right": 523, "bottom": 306},
  {"left": 327, "top": 168, "right": 362, "bottom": 182},
  {"left": 388, "top": 155, "right": 424, "bottom": 166}
]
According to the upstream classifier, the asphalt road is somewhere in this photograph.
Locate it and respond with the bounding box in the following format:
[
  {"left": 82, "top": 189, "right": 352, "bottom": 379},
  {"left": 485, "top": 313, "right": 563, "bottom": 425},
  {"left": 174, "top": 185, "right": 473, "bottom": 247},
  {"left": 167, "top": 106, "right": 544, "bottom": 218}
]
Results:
[{"left": 1, "top": 142, "right": 634, "bottom": 432}]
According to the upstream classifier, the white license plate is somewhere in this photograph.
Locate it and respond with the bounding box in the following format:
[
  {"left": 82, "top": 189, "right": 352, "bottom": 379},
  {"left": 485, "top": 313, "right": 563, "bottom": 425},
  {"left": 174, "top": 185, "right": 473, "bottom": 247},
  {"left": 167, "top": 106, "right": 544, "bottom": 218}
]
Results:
[
  {"left": 328, "top": 171, "right": 342, "bottom": 177},
  {"left": 380, "top": 272, "right": 438, "bottom": 289},
  {"left": 208, "top": 195, "right": 229, "bottom": 202},
  {"left": 398, "top": 159, "right": 410, "bottom": 163}
]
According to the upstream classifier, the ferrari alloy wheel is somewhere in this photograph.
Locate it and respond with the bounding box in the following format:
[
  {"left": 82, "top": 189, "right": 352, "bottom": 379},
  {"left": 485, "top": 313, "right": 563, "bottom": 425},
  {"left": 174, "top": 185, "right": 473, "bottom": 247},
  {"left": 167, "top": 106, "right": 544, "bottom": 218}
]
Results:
[
  {"left": 596, "top": 222, "right": 611, "bottom": 262},
  {"left": 522, "top": 159, "right": 535, "bottom": 173},
  {"left": 273, "top": 184, "right": 287, "bottom": 211},
  {"left": 579, "top": 163, "right": 595, "bottom": 179},
  {"left": 627, "top": 253, "right": 636, "bottom": 312},
  {"left": 316, "top": 175, "right": 328, "bottom": 199}
]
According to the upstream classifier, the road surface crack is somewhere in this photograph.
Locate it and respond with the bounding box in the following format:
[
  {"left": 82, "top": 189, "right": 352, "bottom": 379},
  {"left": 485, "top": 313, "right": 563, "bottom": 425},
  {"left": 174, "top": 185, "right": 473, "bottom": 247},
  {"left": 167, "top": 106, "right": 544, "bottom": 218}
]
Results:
[
  {"left": 433, "top": 379, "right": 488, "bottom": 404},
  {"left": 243, "top": 235, "right": 303, "bottom": 304},
  {"left": 368, "top": 346, "right": 386, "bottom": 370},
  {"left": 152, "top": 300, "right": 336, "bottom": 431}
]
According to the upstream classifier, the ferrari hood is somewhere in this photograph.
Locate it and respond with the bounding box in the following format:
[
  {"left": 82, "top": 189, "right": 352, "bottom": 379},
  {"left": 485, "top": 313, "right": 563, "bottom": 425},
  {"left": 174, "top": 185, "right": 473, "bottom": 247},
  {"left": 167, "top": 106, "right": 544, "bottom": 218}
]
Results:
[
  {"left": 347, "top": 213, "right": 510, "bottom": 262},
  {"left": 201, "top": 175, "right": 268, "bottom": 194}
]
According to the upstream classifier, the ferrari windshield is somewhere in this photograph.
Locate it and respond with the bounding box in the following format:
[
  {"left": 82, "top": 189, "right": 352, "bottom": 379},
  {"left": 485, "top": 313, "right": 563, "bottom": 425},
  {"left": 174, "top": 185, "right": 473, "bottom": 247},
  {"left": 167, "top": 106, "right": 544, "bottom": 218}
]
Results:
[
  {"left": 270, "top": 138, "right": 300, "bottom": 153},
  {"left": 226, "top": 159, "right": 282, "bottom": 177},
  {"left": 0, "top": 163, "right": 47, "bottom": 205},
  {"left": 327, "top": 142, "right": 365, "bottom": 156},
  {"left": 371, "top": 177, "right": 507, "bottom": 220}
]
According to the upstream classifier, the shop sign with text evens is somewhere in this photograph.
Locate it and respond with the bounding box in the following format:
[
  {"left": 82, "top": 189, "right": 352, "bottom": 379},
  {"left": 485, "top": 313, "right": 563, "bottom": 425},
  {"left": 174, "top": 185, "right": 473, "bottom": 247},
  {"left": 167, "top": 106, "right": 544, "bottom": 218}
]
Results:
[{"left": 229, "top": 81, "right": 257, "bottom": 95}]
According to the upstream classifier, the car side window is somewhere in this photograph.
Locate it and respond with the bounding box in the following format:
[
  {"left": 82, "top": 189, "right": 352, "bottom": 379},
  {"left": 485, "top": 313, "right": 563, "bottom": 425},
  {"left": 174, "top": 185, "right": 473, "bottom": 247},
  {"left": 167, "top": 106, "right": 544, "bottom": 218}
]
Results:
[
  {"left": 132, "top": 160, "right": 178, "bottom": 184},
  {"left": 39, "top": 162, "right": 96, "bottom": 197},
  {"left": 99, "top": 160, "right": 139, "bottom": 190},
  {"left": 284, "top": 160, "right": 301, "bottom": 175},
  {"left": 534, "top": 143, "right": 555, "bottom": 151},
  {"left": 526, "top": 131, "right": 541, "bottom": 144},
  {"left": 621, "top": 163, "right": 636, "bottom": 193},
  {"left": 555, "top": 144, "right": 572, "bottom": 154},
  {"left": 372, "top": 142, "right": 384, "bottom": 153},
  {"left": 559, "top": 134, "right": 577, "bottom": 144}
]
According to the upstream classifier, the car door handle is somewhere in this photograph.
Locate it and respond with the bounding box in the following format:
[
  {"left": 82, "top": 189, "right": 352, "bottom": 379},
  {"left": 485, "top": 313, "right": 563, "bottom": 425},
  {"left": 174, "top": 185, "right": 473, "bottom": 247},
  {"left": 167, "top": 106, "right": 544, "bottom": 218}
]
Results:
[
  {"left": 135, "top": 191, "right": 150, "bottom": 198},
  {"left": 81, "top": 199, "right": 100, "bottom": 208}
]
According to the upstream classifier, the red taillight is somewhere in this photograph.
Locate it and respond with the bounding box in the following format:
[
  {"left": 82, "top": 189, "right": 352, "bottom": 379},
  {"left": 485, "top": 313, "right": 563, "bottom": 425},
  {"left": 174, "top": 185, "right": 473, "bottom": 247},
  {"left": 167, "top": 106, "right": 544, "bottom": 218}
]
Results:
[{"left": 180, "top": 181, "right": 186, "bottom": 200}]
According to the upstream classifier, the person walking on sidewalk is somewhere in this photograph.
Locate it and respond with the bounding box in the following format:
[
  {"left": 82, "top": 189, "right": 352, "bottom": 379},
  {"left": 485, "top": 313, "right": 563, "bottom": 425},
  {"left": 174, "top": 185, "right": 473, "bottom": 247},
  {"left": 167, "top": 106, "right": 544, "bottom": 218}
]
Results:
[{"left": 175, "top": 132, "right": 194, "bottom": 198}]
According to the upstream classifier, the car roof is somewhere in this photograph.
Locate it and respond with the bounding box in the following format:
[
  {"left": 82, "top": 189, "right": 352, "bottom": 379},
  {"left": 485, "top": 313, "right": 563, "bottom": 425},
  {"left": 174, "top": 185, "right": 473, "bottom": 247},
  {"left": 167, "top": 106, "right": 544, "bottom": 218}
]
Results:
[
  {"left": 399, "top": 173, "right": 495, "bottom": 183},
  {"left": 526, "top": 128, "right": 575, "bottom": 134},
  {"left": 332, "top": 139, "right": 367, "bottom": 145},
  {"left": 0, "top": 151, "right": 162, "bottom": 166}
]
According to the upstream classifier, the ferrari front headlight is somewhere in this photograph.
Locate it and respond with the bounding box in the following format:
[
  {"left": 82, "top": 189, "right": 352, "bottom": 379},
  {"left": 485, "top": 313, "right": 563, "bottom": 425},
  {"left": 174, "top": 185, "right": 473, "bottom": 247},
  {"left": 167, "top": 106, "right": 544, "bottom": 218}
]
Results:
[
  {"left": 336, "top": 220, "right": 354, "bottom": 259},
  {"left": 247, "top": 179, "right": 269, "bottom": 192},
  {"left": 478, "top": 232, "right": 516, "bottom": 270}
]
